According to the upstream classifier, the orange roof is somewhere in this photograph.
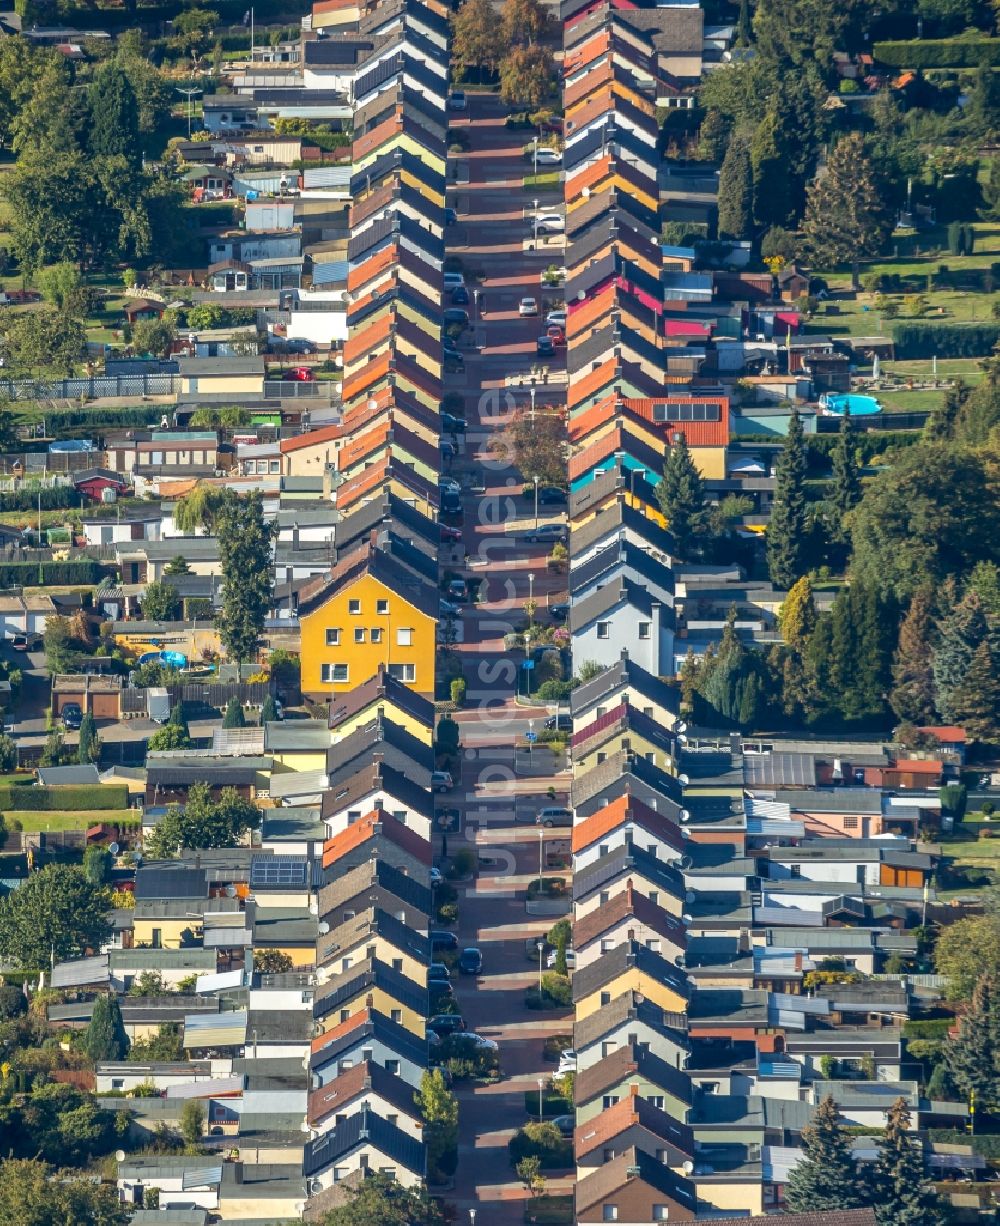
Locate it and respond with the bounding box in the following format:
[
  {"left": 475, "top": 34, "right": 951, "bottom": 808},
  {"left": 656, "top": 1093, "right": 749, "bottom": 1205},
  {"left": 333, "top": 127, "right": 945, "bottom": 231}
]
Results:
[
  {"left": 892, "top": 759, "right": 943, "bottom": 775},
  {"left": 571, "top": 794, "right": 686, "bottom": 855},
  {"left": 321, "top": 807, "right": 432, "bottom": 869},
  {"left": 622, "top": 397, "right": 730, "bottom": 448},
  {"left": 915, "top": 725, "right": 967, "bottom": 745},
  {"left": 311, "top": 1008, "right": 371, "bottom": 1054},
  {"left": 280, "top": 423, "right": 344, "bottom": 455},
  {"left": 156, "top": 478, "right": 201, "bottom": 499}
]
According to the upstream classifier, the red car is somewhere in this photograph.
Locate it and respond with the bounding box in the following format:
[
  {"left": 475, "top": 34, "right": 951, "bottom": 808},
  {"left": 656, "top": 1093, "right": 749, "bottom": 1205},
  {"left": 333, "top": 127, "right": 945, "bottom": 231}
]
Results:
[
  {"left": 546, "top": 325, "right": 565, "bottom": 344},
  {"left": 441, "top": 525, "right": 463, "bottom": 542},
  {"left": 283, "top": 367, "right": 316, "bottom": 382}
]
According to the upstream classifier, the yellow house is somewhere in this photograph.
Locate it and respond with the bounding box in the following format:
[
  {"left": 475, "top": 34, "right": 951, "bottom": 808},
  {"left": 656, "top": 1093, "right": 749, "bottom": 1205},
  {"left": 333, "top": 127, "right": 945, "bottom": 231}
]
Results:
[
  {"left": 329, "top": 666, "right": 434, "bottom": 745},
  {"left": 318, "top": 909, "right": 427, "bottom": 987},
  {"left": 573, "top": 947, "right": 688, "bottom": 1020},
  {"left": 264, "top": 718, "right": 331, "bottom": 775},
  {"left": 176, "top": 356, "right": 265, "bottom": 397},
  {"left": 298, "top": 543, "right": 437, "bottom": 701},
  {"left": 252, "top": 906, "right": 317, "bottom": 969},
  {"left": 314, "top": 962, "right": 426, "bottom": 1039},
  {"left": 573, "top": 716, "right": 678, "bottom": 774}
]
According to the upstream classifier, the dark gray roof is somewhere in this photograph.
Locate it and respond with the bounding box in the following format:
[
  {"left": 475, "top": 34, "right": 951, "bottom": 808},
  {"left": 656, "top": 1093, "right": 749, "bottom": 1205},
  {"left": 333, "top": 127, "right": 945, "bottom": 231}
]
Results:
[
  {"left": 571, "top": 651, "right": 679, "bottom": 720},
  {"left": 304, "top": 1106, "right": 425, "bottom": 1177},
  {"left": 573, "top": 838, "right": 685, "bottom": 904},
  {"left": 133, "top": 865, "right": 207, "bottom": 901}
]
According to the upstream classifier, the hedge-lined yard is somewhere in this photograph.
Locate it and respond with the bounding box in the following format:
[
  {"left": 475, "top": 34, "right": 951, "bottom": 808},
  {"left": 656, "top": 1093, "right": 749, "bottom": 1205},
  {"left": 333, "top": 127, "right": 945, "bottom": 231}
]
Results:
[
  {"left": 874, "top": 37, "right": 1000, "bottom": 68},
  {"left": 0, "top": 785, "right": 130, "bottom": 811},
  {"left": 7, "top": 810, "right": 138, "bottom": 833}
]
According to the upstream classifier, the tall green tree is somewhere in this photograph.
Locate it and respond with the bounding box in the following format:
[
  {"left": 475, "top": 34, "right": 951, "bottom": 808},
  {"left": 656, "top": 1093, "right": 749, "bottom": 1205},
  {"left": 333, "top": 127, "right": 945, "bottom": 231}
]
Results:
[
  {"left": 872, "top": 1098, "right": 946, "bottom": 1225},
  {"left": 933, "top": 591, "right": 991, "bottom": 723},
  {"left": 180, "top": 1098, "right": 206, "bottom": 1150},
  {"left": 35, "top": 261, "right": 81, "bottom": 314},
  {"left": 0, "top": 307, "right": 86, "bottom": 376},
  {"left": 698, "top": 608, "right": 768, "bottom": 729},
  {"left": 416, "top": 1068, "right": 458, "bottom": 1182},
  {"left": 145, "top": 782, "right": 260, "bottom": 859},
  {"left": 222, "top": 697, "right": 246, "bottom": 729},
  {"left": 950, "top": 639, "right": 1000, "bottom": 743},
  {"left": 141, "top": 580, "right": 181, "bottom": 622},
  {"left": 656, "top": 435, "right": 706, "bottom": 562},
  {"left": 766, "top": 409, "right": 808, "bottom": 589},
  {"left": 890, "top": 588, "right": 937, "bottom": 724},
  {"left": 717, "top": 131, "right": 753, "bottom": 240},
  {"left": 215, "top": 491, "right": 276, "bottom": 667},
  {"left": 945, "top": 972, "right": 1000, "bottom": 1098},
  {"left": 0, "top": 865, "right": 111, "bottom": 969},
  {"left": 779, "top": 576, "right": 817, "bottom": 652},
  {"left": 785, "top": 1095, "right": 870, "bottom": 1213},
  {"left": 829, "top": 406, "right": 861, "bottom": 534},
  {"left": 802, "top": 133, "right": 891, "bottom": 283},
  {"left": 84, "top": 994, "right": 129, "bottom": 1061},
  {"left": 981, "top": 158, "right": 1000, "bottom": 221},
  {"left": 83, "top": 845, "right": 112, "bottom": 885},
  {"left": 77, "top": 712, "right": 100, "bottom": 765}
]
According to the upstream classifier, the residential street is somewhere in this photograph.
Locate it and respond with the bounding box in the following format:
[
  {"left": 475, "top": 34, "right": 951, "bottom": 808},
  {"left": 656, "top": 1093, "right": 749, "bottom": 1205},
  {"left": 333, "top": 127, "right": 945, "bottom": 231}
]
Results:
[{"left": 444, "top": 92, "right": 572, "bottom": 1225}]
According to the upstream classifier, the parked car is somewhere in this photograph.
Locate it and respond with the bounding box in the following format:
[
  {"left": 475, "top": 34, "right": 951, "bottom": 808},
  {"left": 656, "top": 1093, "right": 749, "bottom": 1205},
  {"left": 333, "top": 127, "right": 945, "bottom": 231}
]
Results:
[
  {"left": 442, "top": 495, "right": 463, "bottom": 517},
  {"left": 461, "top": 1033, "right": 499, "bottom": 1051},
  {"left": 556, "top": 1048, "right": 577, "bottom": 1074},
  {"left": 11, "top": 633, "right": 40, "bottom": 652},
  {"left": 448, "top": 91, "right": 467, "bottom": 110},
  {"left": 458, "top": 947, "right": 483, "bottom": 975},
  {"left": 533, "top": 212, "right": 565, "bottom": 233},
  {"left": 61, "top": 702, "right": 83, "bottom": 731},
  {"left": 432, "top": 770, "right": 454, "bottom": 792},
  {"left": 451, "top": 285, "right": 470, "bottom": 305},
  {"left": 429, "top": 962, "right": 451, "bottom": 981},
  {"left": 552, "top": 1115, "right": 575, "bottom": 1136},
  {"left": 518, "top": 297, "right": 539, "bottom": 316},
  {"left": 522, "top": 523, "right": 567, "bottom": 544},
  {"left": 440, "top": 599, "right": 463, "bottom": 617},
  {"left": 443, "top": 346, "right": 465, "bottom": 368},
  {"left": 534, "top": 147, "right": 562, "bottom": 165},
  {"left": 428, "top": 1014, "right": 466, "bottom": 1036},
  {"left": 544, "top": 713, "right": 572, "bottom": 732},
  {"left": 282, "top": 366, "right": 316, "bottom": 381},
  {"left": 443, "top": 271, "right": 466, "bottom": 290},
  {"left": 546, "top": 310, "right": 566, "bottom": 328},
  {"left": 546, "top": 948, "right": 576, "bottom": 969},
  {"left": 430, "top": 979, "right": 454, "bottom": 1000},
  {"left": 536, "top": 335, "right": 555, "bottom": 357},
  {"left": 447, "top": 578, "right": 467, "bottom": 599},
  {"left": 537, "top": 486, "right": 566, "bottom": 505},
  {"left": 549, "top": 602, "right": 569, "bottom": 621},
  {"left": 441, "top": 477, "right": 461, "bottom": 495},
  {"left": 546, "top": 325, "right": 565, "bottom": 344},
  {"left": 537, "top": 806, "right": 572, "bottom": 827},
  {"left": 443, "top": 307, "right": 470, "bottom": 327},
  {"left": 431, "top": 930, "right": 460, "bottom": 952},
  {"left": 442, "top": 412, "right": 467, "bottom": 434}
]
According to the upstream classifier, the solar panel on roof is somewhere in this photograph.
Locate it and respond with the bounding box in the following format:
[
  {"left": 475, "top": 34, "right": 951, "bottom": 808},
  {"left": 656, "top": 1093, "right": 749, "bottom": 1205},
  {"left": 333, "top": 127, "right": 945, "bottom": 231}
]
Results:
[{"left": 250, "top": 855, "right": 308, "bottom": 888}]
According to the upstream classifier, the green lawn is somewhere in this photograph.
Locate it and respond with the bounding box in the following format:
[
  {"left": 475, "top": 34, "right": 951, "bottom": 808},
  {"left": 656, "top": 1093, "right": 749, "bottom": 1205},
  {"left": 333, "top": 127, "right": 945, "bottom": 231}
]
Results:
[
  {"left": 7, "top": 810, "right": 137, "bottom": 833},
  {"left": 523, "top": 171, "right": 560, "bottom": 191},
  {"left": 525, "top": 1196, "right": 573, "bottom": 1225}
]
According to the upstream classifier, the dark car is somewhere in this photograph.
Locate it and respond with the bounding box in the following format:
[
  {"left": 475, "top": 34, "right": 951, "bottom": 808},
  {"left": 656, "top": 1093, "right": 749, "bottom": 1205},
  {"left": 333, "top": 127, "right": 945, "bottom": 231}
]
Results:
[
  {"left": 443, "top": 308, "right": 470, "bottom": 328},
  {"left": 11, "top": 632, "right": 40, "bottom": 652},
  {"left": 445, "top": 207, "right": 458, "bottom": 225},
  {"left": 430, "top": 980, "right": 454, "bottom": 1002},
  {"left": 458, "top": 947, "right": 483, "bottom": 975},
  {"left": 431, "top": 930, "right": 460, "bottom": 952},
  {"left": 61, "top": 702, "right": 83, "bottom": 730},
  {"left": 536, "top": 335, "right": 555, "bottom": 357},
  {"left": 443, "top": 346, "right": 465, "bottom": 368},
  {"left": 442, "top": 412, "right": 467, "bottom": 434},
  {"left": 549, "top": 602, "right": 569, "bottom": 621},
  {"left": 544, "top": 713, "right": 572, "bottom": 732},
  {"left": 451, "top": 286, "right": 470, "bottom": 305},
  {"left": 537, "top": 486, "right": 567, "bottom": 505},
  {"left": 442, "top": 494, "right": 463, "bottom": 517},
  {"left": 428, "top": 1014, "right": 466, "bottom": 1036}
]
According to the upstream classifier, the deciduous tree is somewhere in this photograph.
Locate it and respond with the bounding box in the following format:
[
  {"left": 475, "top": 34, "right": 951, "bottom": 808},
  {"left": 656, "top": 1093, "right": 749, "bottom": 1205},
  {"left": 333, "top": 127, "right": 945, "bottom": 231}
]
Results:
[
  {"left": 935, "top": 916, "right": 1000, "bottom": 1000},
  {"left": 0, "top": 307, "right": 85, "bottom": 376},
  {"left": 35, "top": 261, "right": 81, "bottom": 314},
  {"left": 417, "top": 1068, "right": 459, "bottom": 1182},
  {"left": 316, "top": 1171, "right": 443, "bottom": 1226},
  {"left": 141, "top": 580, "right": 181, "bottom": 622},
  {"left": 0, "top": 864, "right": 111, "bottom": 969},
  {"left": 0, "top": 1159, "right": 129, "bottom": 1226},
  {"left": 499, "top": 45, "right": 555, "bottom": 109},
  {"left": 145, "top": 782, "right": 260, "bottom": 859},
  {"left": 452, "top": 0, "right": 504, "bottom": 76},
  {"left": 132, "top": 315, "right": 177, "bottom": 360},
  {"left": 501, "top": 0, "right": 547, "bottom": 45}
]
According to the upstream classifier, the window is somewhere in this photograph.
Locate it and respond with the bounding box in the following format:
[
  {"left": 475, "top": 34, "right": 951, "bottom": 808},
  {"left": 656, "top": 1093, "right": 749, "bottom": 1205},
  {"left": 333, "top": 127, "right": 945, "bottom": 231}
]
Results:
[
  {"left": 844, "top": 815, "right": 859, "bottom": 830},
  {"left": 647, "top": 939, "right": 661, "bottom": 953},
  {"left": 389, "top": 663, "right": 416, "bottom": 682},
  {"left": 603, "top": 1148, "right": 615, "bottom": 1162},
  {"left": 597, "top": 621, "right": 610, "bottom": 639},
  {"left": 597, "top": 752, "right": 606, "bottom": 764},
  {"left": 354, "top": 628, "right": 367, "bottom": 643},
  {"left": 648, "top": 891, "right": 659, "bottom": 906},
  {"left": 390, "top": 1009, "right": 402, "bottom": 1024},
  {"left": 361, "top": 1048, "right": 373, "bottom": 1061},
  {"left": 599, "top": 843, "right": 610, "bottom": 857},
  {"left": 653, "top": 1206, "right": 670, "bottom": 1221},
  {"left": 385, "top": 1059, "right": 399, "bottom": 1075},
  {"left": 333, "top": 1167, "right": 348, "bottom": 1182},
  {"left": 600, "top": 991, "right": 611, "bottom": 1005},
  {"left": 349, "top": 599, "right": 361, "bottom": 614},
  {"left": 601, "top": 938, "right": 614, "bottom": 952},
  {"left": 638, "top": 622, "right": 651, "bottom": 640},
  {"left": 391, "top": 957, "right": 403, "bottom": 971},
  {"left": 112, "top": 1079, "right": 124, "bottom": 1091},
  {"left": 347, "top": 811, "right": 362, "bottom": 823},
  {"left": 371, "top": 627, "right": 383, "bottom": 644},
  {"left": 340, "top": 1009, "right": 350, "bottom": 1023},
  {"left": 322, "top": 664, "right": 349, "bottom": 683},
  {"left": 649, "top": 1096, "right": 664, "bottom": 1110},
  {"left": 380, "top": 1168, "right": 397, "bottom": 1179},
  {"left": 376, "top": 599, "right": 389, "bottom": 615},
  {"left": 602, "top": 1094, "right": 620, "bottom": 1109},
  {"left": 397, "top": 627, "right": 414, "bottom": 646},
  {"left": 602, "top": 1206, "right": 618, "bottom": 1222}
]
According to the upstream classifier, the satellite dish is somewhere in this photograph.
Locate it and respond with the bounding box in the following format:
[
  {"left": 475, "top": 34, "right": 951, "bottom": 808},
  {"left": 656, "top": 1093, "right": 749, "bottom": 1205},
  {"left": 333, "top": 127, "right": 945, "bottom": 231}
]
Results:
[
  {"left": 109, "top": 842, "right": 120, "bottom": 856},
  {"left": 685, "top": 890, "right": 695, "bottom": 903},
  {"left": 367, "top": 398, "right": 378, "bottom": 411},
  {"left": 683, "top": 1160, "right": 694, "bottom": 1174},
  {"left": 676, "top": 721, "right": 687, "bottom": 733},
  {"left": 679, "top": 809, "right": 690, "bottom": 822},
  {"left": 225, "top": 884, "right": 237, "bottom": 898},
  {"left": 115, "top": 1150, "right": 126, "bottom": 1163},
  {"left": 318, "top": 921, "right": 331, "bottom": 935},
  {"left": 309, "top": 1179, "right": 324, "bottom": 1194},
  {"left": 678, "top": 773, "right": 690, "bottom": 785}
]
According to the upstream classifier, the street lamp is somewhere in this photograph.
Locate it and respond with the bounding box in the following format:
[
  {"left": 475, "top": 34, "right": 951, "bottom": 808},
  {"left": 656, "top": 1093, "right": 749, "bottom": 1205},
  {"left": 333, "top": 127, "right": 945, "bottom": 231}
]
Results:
[
  {"left": 533, "top": 474, "right": 540, "bottom": 530},
  {"left": 537, "top": 1076, "right": 545, "bottom": 1119},
  {"left": 175, "top": 86, "right": 203, "bottom": 140},
  {"left": 528, "top": 571, "right": 535, "bottom": 605},
  {"left": 532, "top": 135, "right": 538, "bottom": 178},
  {"left": 524, "top": 630, "right": 531, "bottom": 699},
  {"left": 538, "top": 823, "right": 544, "bottom": 888},
  {"left": 533, "top": 197, "right": 539, "bottom": 247},
  {"left": 529, "top": 386, "right": 536, "bottom": 425},
  {"left": 469, "top": 1211, "right": 477, "bottom": 1226}
]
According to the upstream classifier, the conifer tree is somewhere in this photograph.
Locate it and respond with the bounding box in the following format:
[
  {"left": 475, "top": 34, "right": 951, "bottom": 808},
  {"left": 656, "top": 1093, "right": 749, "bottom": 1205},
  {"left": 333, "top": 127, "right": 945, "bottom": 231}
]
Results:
[
  {"left": 871, "top": 1097, "right": 945, "bottom": 1226},
  {"left": 945, "top": 973, "right": 1000, "bottom": 1102},
  {"left": 698, "top": 608, "right": 767, "bottom": 730},
  {"left": 890, "top": 588, "right": 937, "bottom": 724},
  {"left": 950, "top": 640, "right": 1000, "bottom": 744},
  {"left": 780, "top": 576, "right": 817, "bottom": 652},
  {"left": 829, "top": 406, "right": 861, "bottom": 536},
  {"left": 717, "top": 131, "right": 753, "bottom": 240},
  {"left": 84, "top": 993, "right": 128, "bottom": 1061},
  {"left": 766, "top": 409, "right": 808, "bottom": 589},
  {"left": 222, "top": 697, "right": 246, "bottom": 730},
  {"left": 933, "top": 591, "right": 990, "bottom": 723},
  {"left": 784, "top": 1095, "right": 869, "bottom": 1213},
  {"left": 656, "top": 434, "right": 706, "bottom": 562},
  {"left": 261, "top": 694, "right": 278, "bottom": 724},
  {"left": 980, "top": 159, "right": 1000, "bottom": 222},
  {"left": 77, "top": 712, "right": 100, "bottom": 765},
  {"left": 216, "top": 491, "right": 277, "bottom": 668},
  {"left": 802, "top": 132, "right": 891, "bottom": 286}
]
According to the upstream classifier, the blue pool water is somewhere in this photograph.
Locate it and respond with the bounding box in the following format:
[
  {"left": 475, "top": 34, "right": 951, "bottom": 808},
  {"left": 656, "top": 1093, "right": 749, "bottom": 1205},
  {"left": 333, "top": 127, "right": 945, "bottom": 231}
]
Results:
[
  {"left": 821, "top": 393, "right": 881, "bottom": 416},
  {"left": 138, "top": 650, "right": 187, "bottom": 669}
]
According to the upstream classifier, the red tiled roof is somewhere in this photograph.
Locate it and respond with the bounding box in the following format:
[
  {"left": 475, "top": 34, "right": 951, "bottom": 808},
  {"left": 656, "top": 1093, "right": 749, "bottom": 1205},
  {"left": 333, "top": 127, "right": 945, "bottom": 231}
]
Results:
[
  {"left": 571, "top": 794, "right": 685, "bottom": 855},
  {"left": 321, "top": 808, "right": 432, "bottom": 869},
  {"left": 280, "top": 423, "right": 344, "bottom": 454},
  {"left": 916, "top": 725, "right": 967, "bottom": 744}
]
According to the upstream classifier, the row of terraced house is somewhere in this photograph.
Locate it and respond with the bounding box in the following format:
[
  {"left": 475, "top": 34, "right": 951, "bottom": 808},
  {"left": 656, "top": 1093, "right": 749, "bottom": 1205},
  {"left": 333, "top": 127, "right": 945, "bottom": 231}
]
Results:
[{"left": 559, "top": 1, "right": 971, "bottom": 1222}]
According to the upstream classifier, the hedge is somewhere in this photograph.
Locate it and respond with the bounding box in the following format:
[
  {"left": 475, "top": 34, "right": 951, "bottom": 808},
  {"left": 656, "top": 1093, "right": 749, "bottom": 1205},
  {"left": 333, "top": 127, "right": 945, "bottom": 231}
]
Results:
[
  {"left": 0, "top": 561, "right": 104, "bottom": 587},
  {"left": 804, "top": 432, "right": 921, "bottom": 467},
  {"left": 928, "top": 1128, "right": 1000, "bottom": 1159},
  {"left": 0, "top": 488, "right": 82, "bottom": 513},
  {"left": 873, "top": 37, "right": 1000, "bottom": 68},
  {"left": 891, "top": 321, "right": 1000, "bottom": 359},
  {"left": 0, "top": 785, "right": 130, "bottom": 811},
  {"left": 29, "top": 407, "right": 165, "bottom": 435}
]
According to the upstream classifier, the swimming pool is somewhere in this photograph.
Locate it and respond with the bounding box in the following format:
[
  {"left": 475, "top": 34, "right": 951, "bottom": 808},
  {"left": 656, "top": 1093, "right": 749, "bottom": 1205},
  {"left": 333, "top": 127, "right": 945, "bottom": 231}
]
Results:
[{"left": 821, "top": 393, "right": 881, "bottom": 416}]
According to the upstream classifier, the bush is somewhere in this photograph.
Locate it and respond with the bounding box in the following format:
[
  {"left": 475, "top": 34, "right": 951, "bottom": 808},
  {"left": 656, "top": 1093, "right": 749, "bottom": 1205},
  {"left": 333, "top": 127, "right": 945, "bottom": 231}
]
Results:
[
  {"left": 450, "top": 677, "right": 466, "bottom": 708},
  {"left": 0, "top": 784, "right": 128, "bottom": 810},
  {"left": 509, "top": 1122, "right": 572, "bottom": 1169},
  {"left": 448, "top": 847, "right": 477, "bottom": 879},
  {"left": 873, "top": 37, "right": 1000, "bottom": 69},
  {"left": 525, "top": 972, "right": 572, "bottom": 1009},
  {"left": 891, "top": 322, "right": 1000, "bottom": 359},
  {"left": 940, "top": 783, "right": 967, "bottom": 819},
  {"left": 535, "top": 679, "right": 574, "bottom": 701},
  {"left": 0, "top": 561, "right": 104, "bottom": 587},
  {"left": 0, "top": 487, "right": 82, "bottom": 513}
]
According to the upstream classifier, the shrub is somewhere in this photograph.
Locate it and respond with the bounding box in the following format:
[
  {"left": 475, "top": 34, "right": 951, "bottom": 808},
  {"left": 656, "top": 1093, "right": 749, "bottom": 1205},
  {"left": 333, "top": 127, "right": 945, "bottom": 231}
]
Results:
[
  {"left": 450, "top": 676, "right": 466, "bottom": 708},
  {"left": 509, "top": 1122, "right": 572, "bottom": 1169},
  {"left": 892, "top": 322, "right": 1000, "bottom": 359},
  {"left": 873, "top": 37, "right": 1000, "bottom": 69},
  {"left": 448, "top": 847, "right": 477, "bottom": 879}
]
